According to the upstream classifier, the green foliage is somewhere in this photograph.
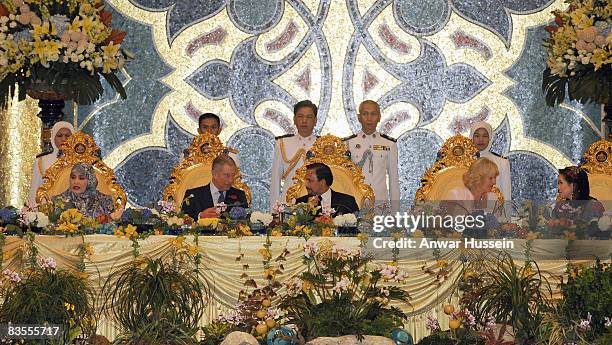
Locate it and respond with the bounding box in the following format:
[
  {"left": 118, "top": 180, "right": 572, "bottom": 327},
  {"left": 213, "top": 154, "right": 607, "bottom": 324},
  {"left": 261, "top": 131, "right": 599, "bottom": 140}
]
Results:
[
  {"left": 559, "top": 260, "right": 612, "bottom": 337},
  {"left": 103, "top": 256, "right": 207, "bottom": 345},
  {"left": 460, "top": 253, "right": 552, "bottom": 344},
  {"left": 542, "top": 65, "right": 612, "bottom": 106},
  {"left": 278, "top": 240, "right": 410, "bottom": 341},
  {"left": 199, "top": 321, "right": 235, "bottom": 345},
  {"left": 0, "top": 266, "right": 96, "bottom": 342}
]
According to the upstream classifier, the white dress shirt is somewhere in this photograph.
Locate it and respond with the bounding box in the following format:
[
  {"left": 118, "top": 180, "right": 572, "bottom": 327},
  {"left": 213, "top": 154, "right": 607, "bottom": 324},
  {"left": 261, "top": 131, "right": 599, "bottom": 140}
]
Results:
[
  {"left": 345, "top": 131, "right": 399, "bottom": 207},
  {"left": 320, "top": 188, "right": 332, "bottom": 209},
  {"left": 270, "top": 134, "right": 317, "bottom": 209},
  {"left": 209, "top": 182, "right": 224, "bottom": 204}
]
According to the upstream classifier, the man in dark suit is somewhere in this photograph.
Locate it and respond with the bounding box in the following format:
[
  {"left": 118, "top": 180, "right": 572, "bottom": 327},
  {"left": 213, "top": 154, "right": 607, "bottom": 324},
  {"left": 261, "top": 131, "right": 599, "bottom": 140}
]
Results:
[
  {"left": 294, "top": 163, "right": 359, "bottom": 215},
  {"left": 181, "top": 154, "right": 248, "bottom": 220}
]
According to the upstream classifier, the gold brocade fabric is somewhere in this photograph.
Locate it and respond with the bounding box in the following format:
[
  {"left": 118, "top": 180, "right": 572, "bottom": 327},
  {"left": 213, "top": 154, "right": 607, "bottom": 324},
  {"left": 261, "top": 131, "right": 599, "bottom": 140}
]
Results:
[
  {"left": 0, "top": 94, "right": 41, "bottom": 207},
  {"left": 2, "top": 235, "right": 609, "bottom": 341}
]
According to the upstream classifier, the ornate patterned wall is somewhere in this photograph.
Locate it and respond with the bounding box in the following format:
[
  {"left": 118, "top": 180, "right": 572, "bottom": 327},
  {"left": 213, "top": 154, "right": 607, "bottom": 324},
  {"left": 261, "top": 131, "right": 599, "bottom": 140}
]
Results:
[{"left": 2, "top": 0, "right": 604, "bottom": 210}]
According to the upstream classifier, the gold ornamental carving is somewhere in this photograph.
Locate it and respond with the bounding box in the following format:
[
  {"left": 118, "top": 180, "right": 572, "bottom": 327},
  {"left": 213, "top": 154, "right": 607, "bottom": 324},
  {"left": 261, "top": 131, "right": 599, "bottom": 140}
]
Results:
[
  {"left": 162, "top": 132, "right": 251, "bottom": 206},
  {"left": 415, "top": 134, "right": 504, "bottom": 202},
  {"left": 36, "top": 131, "right": 127, "bottom": 209},
  {"left": 580, "top": 138, "right": 612, "bottom": 175},
  {"left": 285, "top": 134, "right": 375, "bottom": 207}
]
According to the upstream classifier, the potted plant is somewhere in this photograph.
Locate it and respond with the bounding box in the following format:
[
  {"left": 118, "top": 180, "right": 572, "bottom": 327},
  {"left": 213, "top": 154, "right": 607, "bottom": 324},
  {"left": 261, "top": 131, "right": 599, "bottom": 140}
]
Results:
[
  {"left": 277, "top": 238, "right": 410, "bottom": 341},
  {"left": 102, "top": 255, "right": 207, "bottom": 344}
]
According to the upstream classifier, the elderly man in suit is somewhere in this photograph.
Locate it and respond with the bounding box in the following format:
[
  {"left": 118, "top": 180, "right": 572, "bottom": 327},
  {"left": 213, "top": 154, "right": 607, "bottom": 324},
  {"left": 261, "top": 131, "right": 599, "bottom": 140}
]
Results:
[
  {"left": 181, "top": 154, "right": 248, "bottom": 220},
  {"left": 295, "top": 162, "right": 359, "bottom": 215}
]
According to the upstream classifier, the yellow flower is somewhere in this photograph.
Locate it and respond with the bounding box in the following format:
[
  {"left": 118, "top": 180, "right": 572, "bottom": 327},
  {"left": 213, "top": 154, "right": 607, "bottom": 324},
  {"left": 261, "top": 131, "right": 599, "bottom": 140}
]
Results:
[
  {"left": 412, "top": 229, "right": 424, "bottom": 238},
  {"left": 526, "top": 231, "right": 540, "bottom": 241},
  {"left": 61, "top": 208, "right": 83, "bottom": 223},
  {"left": 123, "top": 224, "right": 138, "bottom": 239},
  {"left": 56, "top": 222, "right": 79, "bottom": 233},
  {"left": 264, "top": 267, "right": 275, "bottom": 280},
  {"left": 198, "top": 217, "right": 219, "bottom": 229},
  {"left": 169, "top": 235, "right": 185, "bottom": 249},
  {"left": 563, "top": 231, "right": 576, "bottom": 241},
  {"left": 287, "top": 216, "right": 296, "bottom": 228},
  {"left": 154, "top": 229, "right": 163, "bottom": 235},
  {"left": 271, "top": 228, "right": 283, "bottom": 237},
  {"left": 463, "top": 270, "right": 475, "bottom": 279},
  {"left": 114, "top": 228, "right": 124, "bottom": 237},
  {"left": 84, "top": 244, "right": 94, "bottom": 257},
  {"left": 259, "top": 248, "right": 272, "bottom": 260},
  {"left": 31, "top": 22, "right": 54, "bottom": 39},
  {"left": 238, "top": 223, "right": 252, "bottom": 236},
  {"left": 391, "top": 231, "right": 403, "bottom": 240},
  {"left": 64, "top": 303, "right": 75, "bottom": 311},
  {"left": 102, "top": 58, "right": 117, "bottom": 73},
  {"left": 102, "top": 42, "right": 120, "bottom": 58},
  {"left": 227, "top": 229, "right": 237, "bottom": 238},
  {"left": 187, "top": 244, "right": 198, "bottom": 256},
  {"left": 436, "top": 260, "right": 448, "bottom": 268},
  {"left": 356, "top": 232, "right": 368, "bottom": 243},
  {"left": 521, "top": 266, "right": 534, "bottom": 278},
  {"left": 322, "top": 227, "right": 333, "bottom": 237},
  {"left": 302, "top": 280, "right": 313, "bottom": 292}
]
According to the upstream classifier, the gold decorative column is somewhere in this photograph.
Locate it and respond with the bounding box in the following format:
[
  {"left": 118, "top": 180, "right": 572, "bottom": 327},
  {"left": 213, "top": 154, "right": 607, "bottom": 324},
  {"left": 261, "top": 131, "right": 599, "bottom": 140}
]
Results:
[{"left": 0, "top": 93, "right": 42, "bottom": 207}]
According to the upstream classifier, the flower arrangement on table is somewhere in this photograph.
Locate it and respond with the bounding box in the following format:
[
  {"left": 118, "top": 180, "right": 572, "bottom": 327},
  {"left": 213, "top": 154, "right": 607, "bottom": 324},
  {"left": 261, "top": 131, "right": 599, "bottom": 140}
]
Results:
[
  {"left": 271, "top": 202, "right": 357, "bottom": 238},
  {"left": 542, "top": 0, "right": 611, "bottom": 106},
  {"left": 0, "top": 0, "right": 131, "bottom": 107}
]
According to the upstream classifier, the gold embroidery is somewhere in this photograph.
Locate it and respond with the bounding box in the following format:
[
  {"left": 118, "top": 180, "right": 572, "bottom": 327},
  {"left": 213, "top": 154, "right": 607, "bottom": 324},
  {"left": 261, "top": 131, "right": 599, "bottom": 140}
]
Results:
[{"left": 279, "top": 138, "right": 306, "bottom": 179}]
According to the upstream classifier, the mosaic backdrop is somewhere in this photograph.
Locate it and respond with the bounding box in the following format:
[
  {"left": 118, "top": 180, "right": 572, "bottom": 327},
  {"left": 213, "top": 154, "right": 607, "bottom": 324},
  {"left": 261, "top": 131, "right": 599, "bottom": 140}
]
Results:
[{"left": 4, "top": 0, "right": 604, "bottom": 210}]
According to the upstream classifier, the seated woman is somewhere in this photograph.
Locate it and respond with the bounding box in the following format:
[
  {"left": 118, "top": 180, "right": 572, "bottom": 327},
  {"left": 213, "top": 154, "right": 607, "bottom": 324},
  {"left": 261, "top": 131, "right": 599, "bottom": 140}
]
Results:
[
  {"left": 443, "top": 157, "right": 501, "bottom": 215},
  {"left": 52, "top": 163, "right": 115, "bottom": 218},
  {"left": 553, "top": 166, "right": 605, "bottom": 221},
  {"left": 28, "top": 121, "right": 75, "bottom": 207}
]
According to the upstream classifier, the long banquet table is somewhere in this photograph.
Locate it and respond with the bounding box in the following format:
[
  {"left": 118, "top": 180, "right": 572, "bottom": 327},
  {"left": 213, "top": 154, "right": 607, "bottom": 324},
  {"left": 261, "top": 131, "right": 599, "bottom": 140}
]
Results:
[{"left": 2, "top": 235, "right": 610, "bottom": 341}]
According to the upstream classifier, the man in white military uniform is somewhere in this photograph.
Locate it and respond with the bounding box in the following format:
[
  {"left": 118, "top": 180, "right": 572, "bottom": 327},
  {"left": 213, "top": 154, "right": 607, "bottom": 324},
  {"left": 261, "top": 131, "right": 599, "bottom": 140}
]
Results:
[
  {"left": 270, "top": 100, "right": 318, "bottom": 210},
  {"left": 344, "top": 100, "right": 399, "bottom": 211}
]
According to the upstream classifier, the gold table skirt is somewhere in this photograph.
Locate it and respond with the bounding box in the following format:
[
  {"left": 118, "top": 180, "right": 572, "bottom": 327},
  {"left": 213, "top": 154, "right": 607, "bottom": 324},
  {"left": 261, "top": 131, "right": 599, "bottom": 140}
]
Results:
[{"left": 3, "top": 235, "right": 610, "bottom": 341}]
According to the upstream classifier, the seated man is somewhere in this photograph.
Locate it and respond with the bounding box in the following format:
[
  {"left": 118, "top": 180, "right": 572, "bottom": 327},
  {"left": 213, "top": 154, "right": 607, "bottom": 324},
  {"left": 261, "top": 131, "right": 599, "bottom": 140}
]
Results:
[
  {"left": 295, "top": 163, "right": 359, "bottom": 216},
  {"left": 181, "top": 154, "right": 248, "bottom": 220}
]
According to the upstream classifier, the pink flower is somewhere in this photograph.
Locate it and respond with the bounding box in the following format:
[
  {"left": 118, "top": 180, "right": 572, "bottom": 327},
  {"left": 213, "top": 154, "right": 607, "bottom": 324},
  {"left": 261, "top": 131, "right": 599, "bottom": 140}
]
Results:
[
  {"left": 2, "top": 269, "right": 21, "bottom": 283},
  {"left": 426, "top": 316, "right": 440, "bottom": 331},
  {"left": 271, "top": 200, "right": 285, "bottom": 215},
  {"left": 333, "top": 277, "right": 350, "bottom": 293},
  {"left": 321, "top": 206, "right": 335, "bottom": 217},
  {"left": 40, "top": 257, "right": 57, "bottom": 270},
  {"left": 304, "top": 239, "right": 319, "bottom": 258}
]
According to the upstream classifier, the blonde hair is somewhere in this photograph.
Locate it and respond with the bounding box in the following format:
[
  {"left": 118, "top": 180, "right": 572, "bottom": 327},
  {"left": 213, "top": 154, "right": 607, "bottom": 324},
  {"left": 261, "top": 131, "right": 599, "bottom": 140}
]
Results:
[{"left": 463, "top": 157, "right": 499, "bottom": 191}]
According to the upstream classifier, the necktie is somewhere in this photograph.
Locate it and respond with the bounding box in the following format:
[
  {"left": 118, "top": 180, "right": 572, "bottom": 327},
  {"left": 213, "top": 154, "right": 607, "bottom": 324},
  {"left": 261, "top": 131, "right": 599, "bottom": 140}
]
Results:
[{"left": 217, "top": 190, "right": 225, "bottom": 203}]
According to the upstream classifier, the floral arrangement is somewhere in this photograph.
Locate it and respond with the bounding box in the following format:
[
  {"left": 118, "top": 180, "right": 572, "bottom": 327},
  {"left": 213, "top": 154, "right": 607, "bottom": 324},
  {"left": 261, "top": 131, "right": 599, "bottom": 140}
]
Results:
[
  {"left": 542, "top": 0, "right": 612, "bottom": 105},
  {"left": 0, "top": 0, "right": 130, "bottom": 108},
  {"left": 277, "top": 238, "right": 410, "bottom": 340}
]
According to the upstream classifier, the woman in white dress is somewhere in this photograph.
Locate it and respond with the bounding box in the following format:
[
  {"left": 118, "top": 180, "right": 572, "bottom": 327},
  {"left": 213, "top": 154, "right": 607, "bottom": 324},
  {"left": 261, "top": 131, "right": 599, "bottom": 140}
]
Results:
[
  {"left": 444, "top": 157, "right": 500, "bottom": 215},
  {"left": 28, "top": 121, "right": 75, "bottom": 207}
]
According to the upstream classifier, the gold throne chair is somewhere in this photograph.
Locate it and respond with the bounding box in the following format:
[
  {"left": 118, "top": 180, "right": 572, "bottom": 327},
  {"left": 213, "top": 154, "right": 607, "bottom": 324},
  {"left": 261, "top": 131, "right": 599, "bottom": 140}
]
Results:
[
  {"left": 36, "top": 131, "right": 127, "bottom": 210},
  {"left": 286, "top": 135, "right": 374, "bottom": 208},
  {"left": 163, "top": 133, "right": 251, "bottom": 207},
  {"left": 415, "top": 134, "right": 504, "bottom": 202},
  {"left": 580, "top": 138, "right": 612, "bottom": 200}
]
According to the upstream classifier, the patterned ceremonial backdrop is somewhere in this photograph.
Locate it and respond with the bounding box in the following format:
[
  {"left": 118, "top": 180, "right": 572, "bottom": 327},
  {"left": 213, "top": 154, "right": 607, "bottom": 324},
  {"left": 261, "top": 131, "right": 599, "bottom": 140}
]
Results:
[{"left": 0, "top": 0, "right": 604, "bottom": 210}]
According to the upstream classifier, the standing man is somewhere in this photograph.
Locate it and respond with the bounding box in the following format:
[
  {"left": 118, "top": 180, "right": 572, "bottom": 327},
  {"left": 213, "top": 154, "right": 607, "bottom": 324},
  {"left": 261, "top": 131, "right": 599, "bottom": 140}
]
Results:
[
  {"left": 196, "top": 113, "right": 240, "bottom": 166},
  {"left": 270, "top": 100, "right": 318, "bottom": 209},
  {"left": 344, "top": 100, "right": 399, "bottom": 209}
]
